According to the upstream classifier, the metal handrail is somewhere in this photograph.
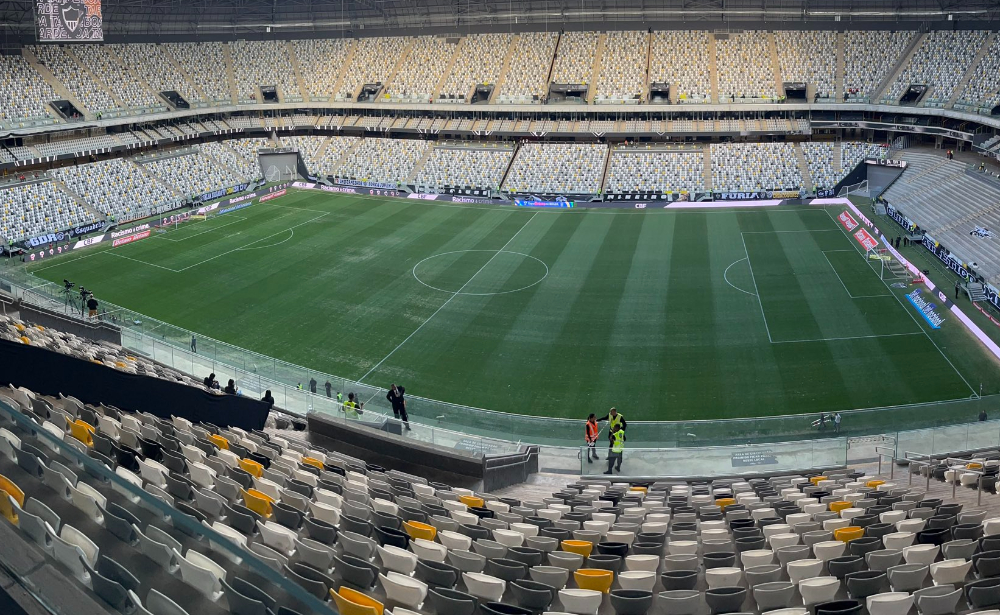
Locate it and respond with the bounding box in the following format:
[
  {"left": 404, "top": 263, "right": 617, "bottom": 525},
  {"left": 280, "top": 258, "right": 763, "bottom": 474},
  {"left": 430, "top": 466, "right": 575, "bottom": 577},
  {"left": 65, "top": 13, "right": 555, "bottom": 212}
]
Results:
[{"left": 875, "top": 445, "right": 896, "bottom": 478}]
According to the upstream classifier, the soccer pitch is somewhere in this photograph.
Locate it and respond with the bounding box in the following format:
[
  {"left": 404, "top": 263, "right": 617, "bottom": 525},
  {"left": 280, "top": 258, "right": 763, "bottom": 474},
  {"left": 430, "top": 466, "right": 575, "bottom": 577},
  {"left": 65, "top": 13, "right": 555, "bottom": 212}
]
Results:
[{"left": 27, "top": 190, "right": 1000, "bottom": 421}]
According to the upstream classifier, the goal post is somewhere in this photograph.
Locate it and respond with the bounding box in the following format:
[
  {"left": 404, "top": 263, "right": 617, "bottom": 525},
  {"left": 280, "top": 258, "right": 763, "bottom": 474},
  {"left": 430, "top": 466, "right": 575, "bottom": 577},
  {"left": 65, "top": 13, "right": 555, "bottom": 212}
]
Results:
[{"left": 865, "top": 245, "right": 923, "bottom": 284}]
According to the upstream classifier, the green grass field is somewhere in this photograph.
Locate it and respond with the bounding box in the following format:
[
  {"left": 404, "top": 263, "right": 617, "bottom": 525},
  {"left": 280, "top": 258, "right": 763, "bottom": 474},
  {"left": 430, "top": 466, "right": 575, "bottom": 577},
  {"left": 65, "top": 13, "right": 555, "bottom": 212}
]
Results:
[{"left": 25, "top": 190, "right": 1000, "bottom": 421}]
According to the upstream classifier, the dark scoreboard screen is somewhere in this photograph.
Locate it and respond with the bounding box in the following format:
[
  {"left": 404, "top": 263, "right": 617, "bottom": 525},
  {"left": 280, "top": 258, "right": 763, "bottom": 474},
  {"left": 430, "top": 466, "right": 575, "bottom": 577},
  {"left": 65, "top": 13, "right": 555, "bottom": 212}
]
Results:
[{"left": 36, "top": 0, "right": 103, "bottom": 42}]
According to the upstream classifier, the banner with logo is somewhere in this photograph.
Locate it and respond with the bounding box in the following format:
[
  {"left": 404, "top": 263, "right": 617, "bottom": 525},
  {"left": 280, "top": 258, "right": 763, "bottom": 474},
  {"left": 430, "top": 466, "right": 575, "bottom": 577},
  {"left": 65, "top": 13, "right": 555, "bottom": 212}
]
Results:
[
  {"left": 197, "top": 183, "right": 251, "bottom": 203},
  {"left": 20, "top": 220, "right": 105, "bottom": 249},
  {"left": 853, "top": 228, "right": 879, "bottom": 251},
  {"left": 112, "top": 230, "right": 151, "bottom": 247},
  {"left": 837, "top": 211, "right": 859, "bottom": 231}
]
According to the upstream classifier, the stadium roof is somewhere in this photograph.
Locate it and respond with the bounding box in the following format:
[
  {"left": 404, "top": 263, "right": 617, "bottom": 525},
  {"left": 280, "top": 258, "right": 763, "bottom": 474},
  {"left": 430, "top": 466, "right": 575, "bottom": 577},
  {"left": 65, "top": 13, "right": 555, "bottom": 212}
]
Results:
[{"left": 2, "top": 0, "right": 1000, "bottom": 43}]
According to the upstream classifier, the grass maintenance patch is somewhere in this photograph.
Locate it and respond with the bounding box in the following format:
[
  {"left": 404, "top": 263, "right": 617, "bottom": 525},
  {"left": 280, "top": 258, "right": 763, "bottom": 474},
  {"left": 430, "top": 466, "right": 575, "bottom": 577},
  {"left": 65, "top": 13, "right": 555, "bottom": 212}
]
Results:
[{"left": 28, "top": 190, "right": 999, "bottom": 421}]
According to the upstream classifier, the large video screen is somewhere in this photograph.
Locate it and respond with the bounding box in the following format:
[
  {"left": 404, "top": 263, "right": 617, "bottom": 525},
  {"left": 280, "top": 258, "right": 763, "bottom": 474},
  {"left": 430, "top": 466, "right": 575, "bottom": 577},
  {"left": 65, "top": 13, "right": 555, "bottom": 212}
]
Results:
[{"left": 35, "top": 0, "right": 103, "bottom": 42}]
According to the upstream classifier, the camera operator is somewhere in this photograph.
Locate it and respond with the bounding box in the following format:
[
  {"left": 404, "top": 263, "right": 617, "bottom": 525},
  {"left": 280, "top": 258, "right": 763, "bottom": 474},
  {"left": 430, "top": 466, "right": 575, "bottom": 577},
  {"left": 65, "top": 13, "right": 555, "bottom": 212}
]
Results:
[{"left": 86, "top": 293, "right": 99, "bottom": 318}]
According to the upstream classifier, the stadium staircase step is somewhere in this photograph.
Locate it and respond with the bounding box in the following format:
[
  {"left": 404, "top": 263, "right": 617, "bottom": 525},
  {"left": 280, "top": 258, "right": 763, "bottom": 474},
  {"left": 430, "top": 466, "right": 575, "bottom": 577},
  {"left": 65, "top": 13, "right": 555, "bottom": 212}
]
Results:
[
  {"left": 794, "top": 144, "right": 814, "bottom": 192},
  {"left": 702, "top": 145, "right": 713, "bottom": 191},
  {"left": 329, "top": 137, "right": 363, "bottom": 176},
  {"left": 970, "top": 283, "right": 989, "bottom": 302},
  {"left": 588, "top": 33, "right": 606, "bottom": 103},
  {"left": 947, "top": 31, "right": 997, "bottom": 108},
  {"left": 708, "top": 34, "right": 719, "bottom": 104},
  {"left": 498, "top": 142, "right": 520, "bottom": 191},
  {"left": 203, "top": 142, "right": 250, "bottom": 181},
  {"left": 131, "top": 158, "right": 183, "bottom": 198},
  {"left": 51, "top": 179, "right": 104, "bottom": 220},
  {"left": 433, "top": 36, "right": 466, "bottom": 101},
  {"left": 490, "top": 35, "right": 518, "bottom": 102},
  {"left": 767, "top": 32, "right": 784, "bottom": 98},
  {"left": 222, "top": 43, "right": 239, "bottom": 104},
  {"left": 598, "top": 145, "right": 613, "bottom": 194},
  {"left": 108, "top": 46, "right": 160, "bottom": 105},
  {"left": 161, "top": 47, "right": 207, "bottom": 101},
  {"left": 64, "top": 46, "right": 125, "bottom": 109},
  {"left": 642, "top": 31, "right": 652, "bottom": 103},
  {"left": 384, "top": 39, "right": 415, "bottom": 96},
  {"left": 545, "top": 32, "right": 561, "bottom": 89},
  {"left": 285, "top": 40, "right": 310, "bottom": 103},
  {"left": 330, "top": 40, "right": 357, "bottom": 101},
  {"left": 311, "top": 137, "right": 333, "bottom": 162},
  {"left": 835, "top": 32, "right": 846, "bottom": 102},
  {"left": 20, "top": 48, "right": 89, "bottom": 118},
  {"left": 871, "top": 31, "right": 925, "bottom": 104},
  {"left": 833, "top": 142, "right": 843, "bottom": 174},
  {"left": 405, "top": 145, "right": 436, "bottom": 183}
]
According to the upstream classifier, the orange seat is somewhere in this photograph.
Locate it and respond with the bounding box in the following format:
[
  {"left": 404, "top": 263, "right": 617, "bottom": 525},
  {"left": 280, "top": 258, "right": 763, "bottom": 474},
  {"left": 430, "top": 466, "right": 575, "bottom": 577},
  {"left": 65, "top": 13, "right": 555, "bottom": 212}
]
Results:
[
  {"left": 0, "top": 491, "right": 17, "bottom": 524},
  {"left": 459, "top": 495, "right": 485, "bottom": 509},
  {"left": 68, "top": 419, "right": 94, "bottom": 448},
  {"left": 714, "top": 497, "right": 736, "bottom": 510},
  {"left": 0, "top": 474, "right": 25, "bottom": 508},
  {"left": 241, "top": 488, "right": 273, "bottom": 519},
  {"left": 574, "top": 568, "right": 614, "bottom": 593},
  {"left": 330, "top": 586, "right": 384, "bottom": 615},
  {"left": 208, "top": 434, "right": 229, "bottom": 450},
  {"left": 810, "top": 476, "right": 828, "bottom": 485},
  {"left": 968, "top": 462, "right": 984, "bottom": 470},
  {"left": 239, "top": 458, "right": 264, "bottom": 478},
  {"left": 629, "top": 486, "right": 648, "bottom": 494},
  {"left": 828, "top": 501, "right": 852, "bottom": 513},
  {"left": 561, "top": 539, "right": 594, "bottom": 557},
  {"left": 834, "top": 526, "right": 864, "bottom": 543},
  {"left": 865, "top": 479, "right": 885, "bottom": 489},
  {"left": 302, "top": 457, "right": 324, "bottom": 469},
  {"left": 403, "top": 520, "right": 437, "bottom": 541}
]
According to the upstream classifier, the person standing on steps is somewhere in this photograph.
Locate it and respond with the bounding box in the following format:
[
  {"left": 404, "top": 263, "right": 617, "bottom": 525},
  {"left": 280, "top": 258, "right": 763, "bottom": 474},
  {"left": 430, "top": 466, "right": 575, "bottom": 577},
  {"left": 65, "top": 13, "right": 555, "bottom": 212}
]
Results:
[
  {"left": 191, "top": 335, "right": 196, "bottom": 353},
  {"left": 386, "top": 384, "right": 411, "bottom": 430},
  {"left": 325, "top": 381, "right": 333, "bottom": 398},
  {"left": 597, "top": 407, "right": 627, "bottom": 434},
  {"left": 604, "top": 423, "right": 625, "bottom": 475},
  {"left": 585, "top": 414, "right": 600, "bottom": 463}
]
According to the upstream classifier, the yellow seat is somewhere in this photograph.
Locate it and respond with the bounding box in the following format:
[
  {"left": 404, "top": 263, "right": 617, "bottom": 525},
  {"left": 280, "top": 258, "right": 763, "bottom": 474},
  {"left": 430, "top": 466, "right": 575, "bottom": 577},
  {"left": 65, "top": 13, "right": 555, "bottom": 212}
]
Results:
[
  {"left": 208, "top": 434, "right": 229, "bottom": 450},
  {"left": 0, "top": 491, "right": 17, "bottom": 524},
  {"left": 459, "top": 495, "right": 485, "bottom": 509},
  {"left": 561, "top": 539, "right": 594, "bottom": 557},
  {"left": 629, "top": 486, "right": 648, "bottom": 494},
  {"left": 828, "top": 501, "right": 852, "bottom": 513},
  {"left": 574, "top": 568, "right": 614, "bottom": 593},
  {"left": 68, "top": 419, "right": 94, "bottom": 448},
  {"left": 241, "top": 488, "right": 273, "bottom": 519},
  {"left": 0, "top": 474, "right": 25, "bottom": 509},
  {"left": 239, "top": 458, "right": 264, "bottom": 478},
  {"left": 866, "top": 480, "right": 885, "bottom": 489},
  {"left": 810, "top": 476, "right": 828, "bottom": 485},
  {"left": 968, "top": 462, "right": 984, "bottom": 470},
  {"left": 330, "top": 587, "right": 384, "bottom": 615},
  {"left": 403, "top": 520, "right": 437, "bottom": 541},
  {"left": 302, "top": 457, "right": 324, "bottom": 469},
  {"left": 714, "top": 497, "right": 736, "bottom": 510},
  {"left": 834, "top": 526, "right": 864, "bottom": 543}
]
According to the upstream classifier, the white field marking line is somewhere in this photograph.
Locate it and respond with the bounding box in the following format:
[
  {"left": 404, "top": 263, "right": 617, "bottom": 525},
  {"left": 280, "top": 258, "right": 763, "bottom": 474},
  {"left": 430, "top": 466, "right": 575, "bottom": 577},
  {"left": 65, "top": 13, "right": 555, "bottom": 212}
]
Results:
[
  {"left": 153, "top": 214, "right": 249, "bottom": 242},
  {"left": 722, "top": 257, "right": 756, "bottom": 296},
  {"left": 821, "top": 250, "right": 890, "bottom": 299},
  {"left": 819, "top": 206, "right": 978, "bottom": 397},
  {"left": 107, "top": 252, "right": 181, "bottom": 272},
  {"left": 237, "top": 228, "right": 294, "bottom": 251},
  {"left": 771, "top": 332, "right": 926, "bottom": 344},
  {"left": 173, "top": 211, "right": 331, "bottom": 272},
  {"left": 358, "top": 211, "right": 540, "bottom": 384},
  {"left": 739, "top": 232, "right": 773, "bottom": 344},
  {"left": 740, "top": 229, "right": 840, "bottom": 233},
  {"left": 28, "top": 247, "right": 108, "bottom": 273},
  {"left": 411, "top": 249, "right": 549, "bottom": 296},
  {"left": 269, "top": 203, "right": 335, "bottom": 214}
]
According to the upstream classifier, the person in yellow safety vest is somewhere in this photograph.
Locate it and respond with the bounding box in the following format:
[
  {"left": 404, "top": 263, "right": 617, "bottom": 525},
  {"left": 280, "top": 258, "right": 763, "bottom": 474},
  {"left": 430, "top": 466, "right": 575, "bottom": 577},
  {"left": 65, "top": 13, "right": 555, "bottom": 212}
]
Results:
[
  {"left": 604, "top": 423, "right": 625, "bottom": 475},
  {"left": 343, "top": 392, "right": 364, "bottom": 419},
  {"left": 596, "top": 407, "right": 627, "bottom": 433}
]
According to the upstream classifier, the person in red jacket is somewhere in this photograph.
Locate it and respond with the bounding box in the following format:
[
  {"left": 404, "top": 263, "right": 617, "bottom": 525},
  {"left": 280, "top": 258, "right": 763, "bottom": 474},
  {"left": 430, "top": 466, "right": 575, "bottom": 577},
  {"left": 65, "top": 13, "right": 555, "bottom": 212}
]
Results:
[{"left": 585, "top": 414, "right": 600, "bottom": 463}]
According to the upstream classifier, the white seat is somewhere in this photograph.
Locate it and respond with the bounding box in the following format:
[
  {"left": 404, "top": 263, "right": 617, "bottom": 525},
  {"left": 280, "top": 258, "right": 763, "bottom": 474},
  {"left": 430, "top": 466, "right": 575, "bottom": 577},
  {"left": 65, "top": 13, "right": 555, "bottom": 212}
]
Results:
[
  {"left": 252, "top": 477, "right": 282, "bottom": 502},
  {"left": 51, "top": 529, "right": 93, "bottom": 587},
  {"left": 769, "top": 534, "right": 800, "bottom": 550},
  {"left": 883, "top": 532, "right": 916, "bottom": 550},
  {"left": 606, "top": 530, "right": 635, "bottom": 545},
  {"left": 787, "top": 559, "right": 824, "bottom": 583},
  {"left": 618, "top": 570, "right": 656, "bottom": 591},
  {"left": 438, "top": 529, "right": 473, "bottom": 551},
  {"left": 174, "top": 547, "right": 225, "bottom": 601},
  {"left": 510, "top": 523, "right": 539, "bottom": 538},
  {"left": 205, "top": 521, "right": 246, "bottom": 564},
  {"left": 929, "top": 559, "right": 973, "bottom": 585},
  {"left": 139, "top": 458, "right": 168, "bottom": 488},
  {"left": 377, "top": 544, "right": 418, "bottom": 575},
  {"left": 442, "top": 500, "right": 467, "bottom": 513},
  {"left": 866, "top": 592, "right": 914, "bottom": 615},
  {"left": 705, "top": 566, "right": 742, "bottom": 588},
  {"left": 625, "top": 554, "right": 659, "bottom": 572},
  {"left": 642, "top": 521, "right": 668, "bottom": 535},
  {"left": 799, "top": 576, "right": 840, "bottom": 605},
  {"left": 583, "top": 520, "right": 610, "bottom": 535},
  {"left": 897, "top": 519, "right": 926, "bottom": 533},
  {"left": 880, "top": 511, "right": 907, "bottom": 525},
  {"left": 557, "top": 589, "right": 602, "bottom": 615},
  {"left": 823, "top": 518, "right": 851, "bottom": 531},
  {"left": 411, "top": 538, "right": 448, "bottom": 562},
  {"left": 309, "top": 500, "right": 340, "bottom": 526},
  {"left": 257, "top": 521, "right": 296, "bottom": 556},
  {"left": 372, "top": 498, "right": 398, "bottom": 516},
  {"left": 70, "top": 482, "right": 106, "bottom": 525},
  {"left": 380, "top": 572, "right": 428, "bottom": 609},
  {"left": 463, "top": 571, "right": 506, "bottom": 601},
  {"left": 668, "top": 540, "right": 698, "bottom": 555},
  {"left": 181, "top": 444, "right": 206, "bottom": 465},
  {"left": 742, "top": 549, "right": 775, "bottom": 568},
  {"left": 451, "top": 510, "right": 479, "bottom": 525},
  {"left": 813, "top": 540, "right": 846, "bottom": 562},
  {"left": 493, "top": 528, "right": 525, "bottom": 547},
  {"left": 903, "top": 544, "right": 939, "bottom": 565},
  {"left": 188, "top": 462, "right": 216, "bottom": 489},
  {"left": 113, "top": 467, "right": 143, "bottom": 504}
]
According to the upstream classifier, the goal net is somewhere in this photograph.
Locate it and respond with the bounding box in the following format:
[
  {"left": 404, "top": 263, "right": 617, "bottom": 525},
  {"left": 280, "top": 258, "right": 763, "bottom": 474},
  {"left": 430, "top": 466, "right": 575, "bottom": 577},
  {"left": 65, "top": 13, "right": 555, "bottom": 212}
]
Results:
[{"left": 866, "top": 246, "right": 923, "bottom": 284}]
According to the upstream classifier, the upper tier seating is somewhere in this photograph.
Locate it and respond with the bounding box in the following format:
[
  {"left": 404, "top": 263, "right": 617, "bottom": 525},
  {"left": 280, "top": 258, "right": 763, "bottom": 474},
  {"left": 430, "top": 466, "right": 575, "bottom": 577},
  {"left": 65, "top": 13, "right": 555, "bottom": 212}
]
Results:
[
  {"left": 163, "top": 42, "right": 231, "bottom": 102},
  {"left": 336, "top": 37, "right": 408, "bottom": 102},
  {"left": 141, "top": 151, "right": 246, "bottom": 198},
  {"left": 955, "top": 35, "right": 1000, "bottom": 111},
  {"left": 0, "top": 180, "right": 95, "bottom": 244},
  {"left": 595, "top": 31, "right": 647, "bottom": 103},
  {"left": 52, "top": 158, "right": 175, "bottom": 221},
  {"left": 841, "top": 142, "right": 889, "bottom": 172},
  {"left": 843, "top": 31, "right": 915, "bottom": 100},
  {"left": 336, "top": 138, "right": 430, "bottom": 184},
  {"left": 30, "top": 45, "right": 117, "bottom": 114},
  {"left": 438, "top": 33, "right": 513, "bottom": 101},
  {"left": 775, "top": 31, "right": 837, "bottom": 99},
  {"left": 885, "top": 31, "right": 989, "bottom": 105},
  {"left": 387, "top": 36, "right": 457, "bottom": 103},
  {"left": 111, "top": 43, "right": 201, "bottom": 104},
  {"left": 412, "top": 145, "right": 514, "bottom": 190},
  {"left": 606, "top": 149, "right": 706, "bottom": 193},
  {"left": 291, "top": 39, "right": 352, "bottom": 100},
  {"left": 0, "top": 54, "right": 57, "bottom": 125},
  {"left": 649, "top": 31, "right": 712, "bottom": 103},
  {"left": 710, "top": 143, "right": 802, "bottom": 192},
  {"left": 502, "top": 143, "right": 607, "bottom": 194},
  {"left": 716, "top": 32, "right": 777, "bottom": 100},
  {"left": 71, "top": 45, "right": 163, "bottom": 110},
  {"left": 496, "top": 32, "right": 558, "bottom": 103},
  {"left": 230, "top": 40, "right": 301, "bottom": 102},
  {"left": 550, "top": 31, "right": 598, "bottom": 88}
]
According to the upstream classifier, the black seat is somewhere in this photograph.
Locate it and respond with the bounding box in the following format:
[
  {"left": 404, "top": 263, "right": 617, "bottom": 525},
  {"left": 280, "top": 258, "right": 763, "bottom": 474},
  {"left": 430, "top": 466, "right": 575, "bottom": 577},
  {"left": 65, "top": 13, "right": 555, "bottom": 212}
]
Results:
[
  {"left": 510, "top": 579, "right": 555, "bottom": 612},
  {"left": 814, "top": 599, "right": 863, "bottom": 615},
  {"left": 427, "top": 587, "right": 478, "bottom": 615},
  {"left": 966, "top": 577, "right": 1000, "bottom": 608},
  {"left": 372, "top": 524, "right": 409, "bottom": 549},
  {"left": 661, "top": 570, "right": 698, "bottom": 591},
  {"left": 845, "top": 570, "right": 888, "bottom": 599},
  {"left": 139, "top": 437, "right": 163, "bottom": 461},
  {"left": 304, "top": 517, "right": 338, "bottom": 545},
  {"left": 414, "top": 559, "right": 460, "bottom": 588},
  {"left": 828, "top": 556, "right": 865, "bottom": 579}
]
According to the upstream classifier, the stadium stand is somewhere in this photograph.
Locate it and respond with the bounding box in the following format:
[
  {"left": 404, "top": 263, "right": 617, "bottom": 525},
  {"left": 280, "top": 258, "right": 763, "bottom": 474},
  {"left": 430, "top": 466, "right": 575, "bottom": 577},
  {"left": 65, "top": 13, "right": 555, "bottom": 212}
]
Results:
[
  {"left": 111, "top": 43, "right": 201, "bottom": 105},
  {"left": 710, "top": 143, "right": 803, "bottom": 192},
  {"left": 230, "top": 40, "right": 302, "bottom": 103},
  {"left": 954, "top": 35, "right": 1000, "bottom": 112},
  {"left": 841, "top": 142, "right": 889, "bottom": 172},
  {"left": 550, "top": 31, "right": 599, "bottom": 89},
  {"left": 32, "top": 135, "right": 122, "bottom": 157},
  {"left": 200, "top": 139, "right": 269, "bottom": 181},
  {"left": 437, "top": 33, "right": 513, "bottom": 101},
  {"left": 386, "top": 36, "right": 457, "bottom": 103},
  {"left": 843, "top": 31, "right": 915, "bottom": 101},
  {"left": 291, "top": 39, "right": 352, "bottom": 101},
  {"left": 774, "top": 31, "right": 837, "bottom": 100},
  {"left": 502, "top": 143, "right": 608, "bottom": 194},
  {"left": 336, "top": 37, "right": 409, "bottom": 102},
  {"left": 141, "top": 150, "right": 247, "bottom": 198},
  {"left": 884, "top": 31, "right": 989, "bottom": 106},
  {"left": 800, "top": 143, "right": 838, "bottom": 189},
  {"left": 163, "top": 42, "right": 232, "bottom": 103},
  {"left": 648, "top": 31, "right": 712, "bottom": 103},
  {"left": 411, "top": 144, "right": 514, "bottom": 190},
  {"left": 595, "top": 31, "right": 648, "bottom": 104},
  {"left": 716, "top": 31, "right": 777, "bottom": 101},
  {"left": 605, "top": 148, "right": 707, "bottom": 194},
  {"left": 335, "top": 137, "right": 430, "bottom": 184},
  {"left": 71, "top": 45, "right": 165, "bottom": 112},
  {"left": 279, "top": 135, "right": 358, "bottom": 177},
  {"left": 0, "top": 179, "right": 98, "bottom": 244},
  {"left": 0, "top": 54, "right": 57, "bottom": 126},
  {"left": 51, "top": 158, "right": 176, "bottom": 221},
  {"left": 495, "top": 32, "right": 558, "bottom": 103},
  {"left": 30, "top": 45, "right": 118, "bottom": 115}
]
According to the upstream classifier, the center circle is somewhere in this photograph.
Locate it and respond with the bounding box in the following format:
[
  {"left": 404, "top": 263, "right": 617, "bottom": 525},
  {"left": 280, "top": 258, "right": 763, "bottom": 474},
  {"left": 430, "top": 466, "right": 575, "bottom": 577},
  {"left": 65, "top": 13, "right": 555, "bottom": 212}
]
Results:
[{"left": 412, "top": 250, "right": 549, "bottom": 296}]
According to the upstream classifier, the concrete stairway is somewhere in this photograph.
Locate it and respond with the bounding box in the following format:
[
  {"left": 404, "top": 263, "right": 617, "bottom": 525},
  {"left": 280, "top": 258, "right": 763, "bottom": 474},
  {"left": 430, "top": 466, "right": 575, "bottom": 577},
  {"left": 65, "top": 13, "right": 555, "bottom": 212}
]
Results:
[
  {"left": 329, "top": 138, "right": 363, "bottom": 176},
  {"left": 202, "top": 143, "right": 246, "bottom": 180},
  {"left": 597, "top": 146, "right": 613, "bottom": 193},
  {"left": 767, "top": 33, "right": 784, "bottom": 98},
  {"left": 51, "top": 179, "right": 103, "bottom": 220},
  {"left": 64, "top": 47, "right": 123, "bottom": 108},
  {"left": 833, "top": 142, "right": 844, "bottom": 175},
  {"left": 708, "top": 35, "right": 719, "bottom": 104},
  {"left": 384, "top": 39, "right": 415, "bottom": 97},
  {"left": 222, "top": 44, "right": 239, "bottom": 104},
  {"left": 871, "top": 32, "right": 925, "bottom": 104},
  {"left": 20, "top": 48, "right": 88, "bottom": 117},
  {"left": 702, "top": 145, "right": 713, "bottom": 190},
  {"left": 490, "top": 36, "right": 519, "bottom": 102},
  {"left": 160, "top": 47, "right": 207, "bottom": 101},
  {"left": 642, "top": 31, "right": 652, "bottom": 103},
  {"left": 330, "top": 41, "right": 357, "bottom": 100},
  {"left": 835, "top": 33, "right": 846, "bottom": 102},
  {"left": 588, "top": 34, "right": 606, "bottom": 103},
  {"left": 433, "top": 37, "right": 466, "bottom": 101},
  {"left": 285, "top": 41, "right": 310, "bottom": 102},
  {"left": 947, "top": 32, "right": 996, "bottom": 108},
  {"left": 405, "top": 145, "right": 437, "bottom": 183},
  {"left": 794, "top": 145, "right": 813, "bottom": 191}
]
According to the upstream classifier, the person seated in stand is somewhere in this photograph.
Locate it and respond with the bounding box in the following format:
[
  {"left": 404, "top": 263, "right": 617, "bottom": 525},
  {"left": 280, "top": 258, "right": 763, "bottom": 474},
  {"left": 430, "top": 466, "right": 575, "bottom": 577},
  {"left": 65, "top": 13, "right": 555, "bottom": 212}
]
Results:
[
  {"left": 224, "top": 379, "right": 237, "bottom": 395},
  {"left": 262, "top": 390, "right": 275, "bottom": 409},
  {"left": 204, "top": 372, "right": 217, "bottom": 390}
]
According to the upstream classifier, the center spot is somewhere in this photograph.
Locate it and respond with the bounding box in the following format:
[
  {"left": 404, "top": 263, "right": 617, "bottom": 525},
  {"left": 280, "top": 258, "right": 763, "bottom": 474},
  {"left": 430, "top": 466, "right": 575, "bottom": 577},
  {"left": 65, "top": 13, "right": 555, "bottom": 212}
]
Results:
[{"left": 412, "top": 250, "right": 549, "bottom": 296}]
